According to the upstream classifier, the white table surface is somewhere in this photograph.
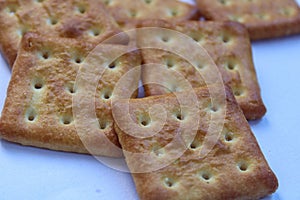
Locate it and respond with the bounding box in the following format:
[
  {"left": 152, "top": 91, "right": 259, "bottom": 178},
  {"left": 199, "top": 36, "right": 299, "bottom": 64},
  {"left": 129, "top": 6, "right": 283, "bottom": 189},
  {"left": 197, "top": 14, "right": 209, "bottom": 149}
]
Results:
[{"left": 1, "top": 0, "right": 300, "bottom": 199}]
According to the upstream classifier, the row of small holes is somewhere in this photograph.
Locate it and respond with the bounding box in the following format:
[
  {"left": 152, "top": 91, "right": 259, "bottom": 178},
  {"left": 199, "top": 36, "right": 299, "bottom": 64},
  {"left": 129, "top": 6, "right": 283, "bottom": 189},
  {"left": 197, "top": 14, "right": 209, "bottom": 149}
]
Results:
[
  {"left": 127, "top": 9, "right": 179, "bottom": 18},
  {"left": 229, "top": 9, "right": 295, "bottom": 23},
  {"left": 219, "top": 0, "right": 254, "bottom": 5},
  {"left": 26, "top": 109, "right": 108, "bottom": 129},
  {"left": 27, "top": 110, "right": 108, "bottom": 130},
  {"left": 39, "top": 52, "right": 117, "bottom": 71},
  {"left": 160, "top": 34, "right": 231, "bottom": 44},
  {"left": 164, "top": 161, "right": 250, "bottom": 188}
]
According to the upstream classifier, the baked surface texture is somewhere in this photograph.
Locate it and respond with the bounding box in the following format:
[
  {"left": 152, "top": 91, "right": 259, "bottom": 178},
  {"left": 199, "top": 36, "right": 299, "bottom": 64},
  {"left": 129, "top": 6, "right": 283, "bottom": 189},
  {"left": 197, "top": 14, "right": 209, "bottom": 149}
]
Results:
[
  {"left": 195, "top": 0, "right": 300, "bottom": 40},
  {"left": 114, "top": 86, "right": 278, "bottom": 200},
  {"left": 0, "top": 33, "right": 141, "bottom": 157},
  {"left": 100, "top": 0, "right": 199, "bottom": 23},
  {"left": 0, "top": 0, "right": 121, "bottom": 67},
  {"left": 138, "top": 20, "right": 266, "bottom": 120}
]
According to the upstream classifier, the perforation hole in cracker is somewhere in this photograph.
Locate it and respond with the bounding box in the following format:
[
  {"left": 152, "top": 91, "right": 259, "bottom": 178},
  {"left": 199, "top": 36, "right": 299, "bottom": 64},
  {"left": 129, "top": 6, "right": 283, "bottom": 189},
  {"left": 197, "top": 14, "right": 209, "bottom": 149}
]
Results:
[
  {"left": 129, "top": 10, "right": 138, "bottom": 18},
  {"left": 280, "top": 7, "right": 297, "bottom": 16},
  {"left": 152, "top": 144, "right": 165, "bottom": 157},
  {"left": 103, "top": 0, "right": 112, "bottom": 6},
  {"left": 70, "top": 50, "right": 85, "bottom": 64},
  {"left": 25, "top": 108, "right": 37, "bottom": 122},
  {"left": 173, "top": 109, "right": 186, "bottom": 121},
  {"left": 233, "top": 87, "right": 245, "bottom": 97},
  {"left": 169, "top": 9, "right": 179, "bottom": 17},
  {"left": 254, "top": 13, "right": 270, "bottom": 20},
  {"left": 65, "top": 82, "right": 77, "bottom": 94},
  {"left": 108, "top": 61, "right": 118, "bottom": 69},
  {"left": 76, "top": 5, "right": 86, "bottom": 14},
  {"left": 209, "top": 103, "right": 219, "bottom": 113},
  {"left": 224, "top": 131, "right": 234, "bottom": 142},
  {"left": 88, "top": 28, "right": 102, "bottom": 37},
  {"left": 237, "top": 161, "right": 250, "bottom": 172},
  {"left": 218, "top": 0, "right": 230, "bottom": 5},
  {"left": 38, "top": 50, "right": 51, "bottom": 60},
  {"left": 47, "top": 17, "right": 58, "bottom": 26},
  {"left": 98, "top": 119, "right": 108, "bottom": 130},
  {"left": 161, "top": 35, "right": 170, "bottom": 43},
  {"left": 165, "top": 58, "right": 175, "bottom": 69},
  {"left": 221, "top": 33, "right": 231, "bottom": 44},
  {"left": 144, "top": 0, "right": 152, "bottom": 4},
  {"left": 6, "top": 4, "right": 18, "bottom": 15},
  {"left": 175, "top": 112, "right": 184, "bottom": 121},
  {"left": 195, "top": 62, "right": 206, "bottom": 70},
  {"left": 189, "top": 139, "right": 201, "bottom": 150},
  {"left": 32, "top": 78, "right": 45, "bottom": 90},
  {"left": 60, "top": 115, "right": 73, "bottom": 125},
  {"left": 191, "top": 33, "right": 203, "bottom": 43},
  {"left": 225, "top": 58, "right": 238, "bottom": 71},
  {"left": 139, "top": 114, "right": 152, "bottom": 127},
  {"left": 163, "top": 177, "right": 176, "bottom": 188},
  {"left": 101, "top": 89, "right": 113, "bottom": 100},
  {"left": 199, "top": 171, "right": 213, "bottom": 182}
]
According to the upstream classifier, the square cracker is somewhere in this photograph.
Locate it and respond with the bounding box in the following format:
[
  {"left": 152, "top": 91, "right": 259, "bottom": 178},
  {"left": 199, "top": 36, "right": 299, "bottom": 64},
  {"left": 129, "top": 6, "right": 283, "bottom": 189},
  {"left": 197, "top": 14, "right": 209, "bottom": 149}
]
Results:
[
  {"left": 0, "top": 0, "right": 121, "bottom": 67},
  {"left": 100, "top": 0, "right": 199, "bottom": 23},
  {"left": 138, "top": 20, "right": 266, "bottom": 120},
  {"left": 113, "top": 85, "right": 278, "bottom": 200},
  {"left": 0, "top": 32, "right": 141, "bottom": 157},
  {"left": 195, "top": 0, "right": 300, "bottom": 40}
]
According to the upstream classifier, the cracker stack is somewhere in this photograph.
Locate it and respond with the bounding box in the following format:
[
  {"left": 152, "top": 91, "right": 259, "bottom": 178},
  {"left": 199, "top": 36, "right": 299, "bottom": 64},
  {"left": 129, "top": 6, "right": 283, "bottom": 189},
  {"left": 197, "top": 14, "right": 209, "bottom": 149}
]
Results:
[{"left": 0, "top": 0, "right": 281, "bottom": 199}]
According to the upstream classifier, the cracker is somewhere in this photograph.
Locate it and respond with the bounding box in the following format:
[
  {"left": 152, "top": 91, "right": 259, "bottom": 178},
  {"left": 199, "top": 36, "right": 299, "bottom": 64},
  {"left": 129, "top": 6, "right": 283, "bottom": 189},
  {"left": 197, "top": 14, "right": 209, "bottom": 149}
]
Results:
[
  {"left": 137, "top": 20, "right": 266, "bottom": 120},
  {"left": 195, "top": 0, "right": 300, "bottom": 40},
  {"left": 0, "top": 32, "right": 141, "bottom": 157},
  {"left": 0, "top": 0, "right": 121, "bottom": 67},
  {"left": 113, "top": 85, "right": 278, "bottom": 200},
  {"left": 100, "top": 0, "right": 199, "bottom": 23}
]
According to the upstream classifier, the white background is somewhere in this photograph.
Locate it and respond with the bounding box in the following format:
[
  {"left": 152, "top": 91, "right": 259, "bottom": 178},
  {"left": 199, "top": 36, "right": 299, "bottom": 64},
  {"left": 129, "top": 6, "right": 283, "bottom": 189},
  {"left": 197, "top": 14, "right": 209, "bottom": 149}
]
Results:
[{"left": 1, "top": 0, "right": 300, "bottom": 199}]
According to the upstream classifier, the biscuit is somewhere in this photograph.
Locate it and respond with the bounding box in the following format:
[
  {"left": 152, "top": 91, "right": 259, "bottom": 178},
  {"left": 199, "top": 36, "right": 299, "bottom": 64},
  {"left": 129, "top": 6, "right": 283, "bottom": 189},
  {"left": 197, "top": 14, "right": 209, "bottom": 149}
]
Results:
[
  {"left": 0, "top": 0, "right": 121, "bottom": 67},
  {"left": 113, "top": 85, "right": 278, "bottom": 200},
  {"left": 100, "top": 0, "right": 199, "bottom": 23},
  {"left": 195, "top": 0, "right": 300, "bottom": 40},
  {"left": 0, "top": 32, "right": 141, "bottom": 157},
  {"left": 137, "top": 20, "right": 266, "bottom": 120}
]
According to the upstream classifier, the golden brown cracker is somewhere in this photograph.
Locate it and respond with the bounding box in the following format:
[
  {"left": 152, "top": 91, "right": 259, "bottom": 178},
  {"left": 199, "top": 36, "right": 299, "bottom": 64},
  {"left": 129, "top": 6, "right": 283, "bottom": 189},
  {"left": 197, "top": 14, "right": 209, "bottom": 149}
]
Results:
[
  {"left": 0, "top": 0, "right": 121, "bottom": 67},
  {"left": 100, "top": 0, "right": 199, "bottom": 23},
  {"left": 195, "top": 0, "right": 300, "bottom": 40},
  {"left": 138, "top": 20, "right": 266, "bottom": 120},
  {"left": 0, "top": 32, "right": 141, "bottom": 157},
  {"left": 113, "top": 85, "right": 278, "bottom": 200}
]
